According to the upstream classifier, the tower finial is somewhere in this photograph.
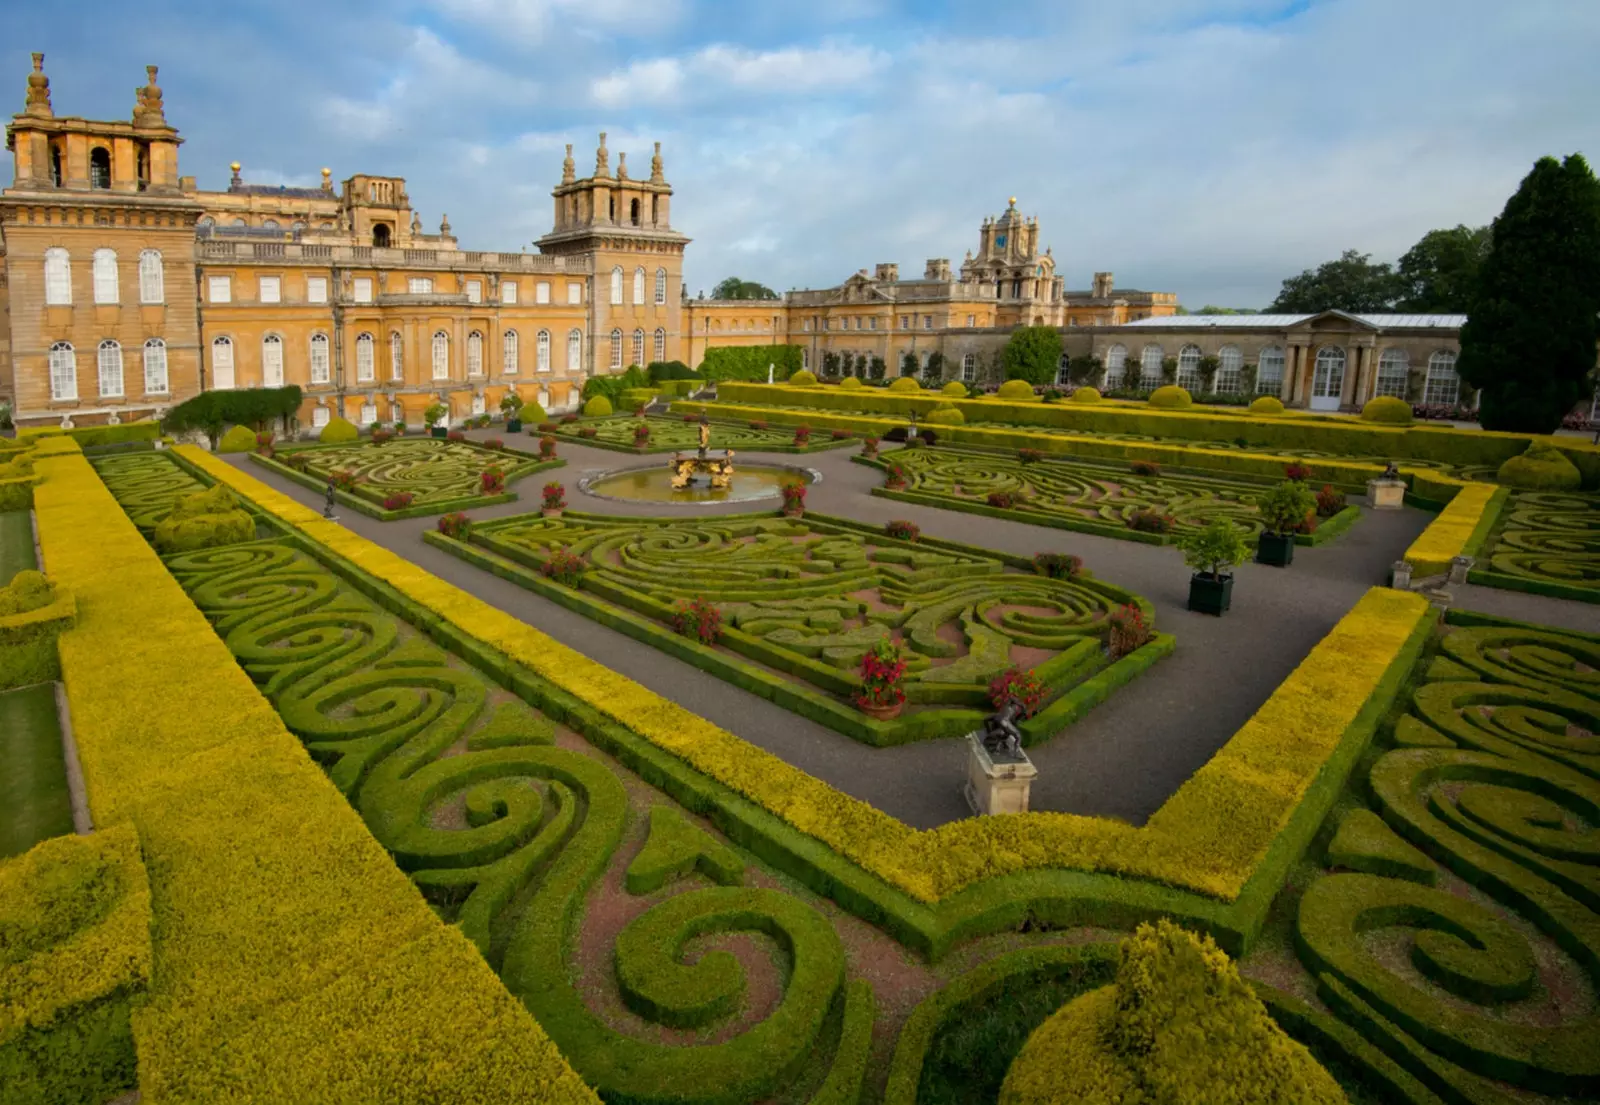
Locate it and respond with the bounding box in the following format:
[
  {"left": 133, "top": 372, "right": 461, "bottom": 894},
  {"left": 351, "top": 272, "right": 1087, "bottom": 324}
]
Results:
[
  {"left": 561, "top": 143, "right": 575, "bottom": 184},
  {"left": 595, "top": 132, "right": 610, "bottom": 178},
  {"left": 24, "top": 52, "right": 52, "bottom": 118},
  {"left": 650, "top": 141, "right": 664, "bottom": 183},
  {"left": 133, "top": 64, "right": 165, "bottom": 126},
  {"left": 321, "top": 167, "right": 332, "bottom": 192},
  {"left": 616, "top": 151, "right": 628, "bottom": 180},
  {"left": 229, "top": 161, "right": 243, "bottom": 188}
]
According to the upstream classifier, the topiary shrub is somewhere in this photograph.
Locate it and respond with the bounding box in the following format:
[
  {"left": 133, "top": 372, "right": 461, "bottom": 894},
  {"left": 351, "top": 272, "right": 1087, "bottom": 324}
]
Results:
[
  {"left": 941, "top": 381, "right": 968, "bottom": 397},
  {"left": 520, "top": 402, "right": 548, "bottom": 425},
  {"left": 788, "top": 369, "right": 818, "bottom": 387},
  {"left": 923, "top": 402, "right": 966, "bottom": 426},
  {"left": 319, "top": 416, "right": 359, "bottom": 444},
  {"left": 0, "top": 569, "right": 55, "bottom": 617},
  {"left": 1495, "top": 443, "right": 1583, "bottom": 490},
  {"left": 1147, "top": 385, "right": 1193, "bottom": 409},
  {"left": 1249, "top": 395, "right": 1286, "bottom": 415},
  {"left": 997, "top": 379, "right": 1037, "bottom": 400},
  {"left": 1070, "top": 387, "right": 1102, "bottom": 404},
  {"left": 1360, "top": 395, "right": 1414, "bottom": 424},
  {"left": 1000, "top": 920, "right": 1346, "bottom": 1105},
  {"left": 152, "top": 484, "right": 255, "bottom": 554},
  {"left": 888, "top": 376, "right": 923, "bottom": 393},
  {"left": 583, "top": 395, "right": 614, "bottom": 417},
  {"left": 216, "top": 424, "right": 257, "bottom": 453},
  {"left": 838, "top": 376, "right": 864, "bottom": 390}
]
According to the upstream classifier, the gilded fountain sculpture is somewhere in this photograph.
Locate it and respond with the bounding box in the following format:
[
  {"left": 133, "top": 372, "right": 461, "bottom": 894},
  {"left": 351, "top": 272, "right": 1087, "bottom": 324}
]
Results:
[{"left": 669, "top": 414, "right": 736, "bottom": 491}]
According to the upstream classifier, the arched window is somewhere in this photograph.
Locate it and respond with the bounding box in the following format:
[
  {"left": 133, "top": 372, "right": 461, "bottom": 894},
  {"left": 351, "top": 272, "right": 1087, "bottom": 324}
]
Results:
[
  {"left": 292, "top": 221, "right": 306, "bottom": 232},
  {"left": 432, "top": 331, "right": 450, "bottom": 380},
  {"left": 1311, "top": 346, "right": 1347, "bottom": 409},
  {"left": 44, "top": 248, "right": 71, "bottom": 305},
  {"left": 1056, "top": 352, "right": 1072, "bottom": 386},
  {"left": 262, "top": 219, "right": 279, "bottom": 230},
  {"left": 1103, "top": 343, "right": 1127, "bottom": 388},
  {"left": 535, "top": 330, "right": 550, "bottom": 373},
  {"left": 653, "top": 328, "right": 666, "bottom": 362},
  {"left": 1139, "top": 344, "right": 1164, "bottom": 388},
  {"left": 230, "top": 218, "right": 246, "bottom": 227},
  {"left": 98, "top": 339, "right": 124, "bottom": 397},
  {"left": 506, "top": 330, "right": 522, "bottom": 374},
  {"left": 372, "top": 224, "right": 391, "bottom": 248},
  {"left": 262, "top": 334, "right": 284, "bottom": 387},
  {"left": 630, "top": 197, "right": 640, "bottom": 225},
  {"left": 89, "top": 147, "right": 111, "bottom": 189},
  {"left": 143, "top": 338, "right": 169, "bottom": 394},
  {"left": 609, "top": 328, "right": 623, "bottom": 370},
  {"left": 631, "top": 328, "right": 645, "bottom": 367},
  {"left": 390, "top": 332, "right": 404, "bottom": 381},
  {"left": 198, "top": 216, "right": 215, "bottom": 230},
  {"left": 138, "top": 250, "right": 163, "bottom": 303},
  {"left": 1375, "top": 349, "right": 1409, "bottom": 399},
  {"left": 961, "top": 353, "right": 977, "bottom": 382},
  {"left": 633, "top": 267, "right": 645, "bottom": 305},
  {"left": 1256, "top": 346, "right": 1285, "bottom": 394},
  {"left": 49, "top": 342, "right": 77, "bottom": 401},
  {"left": 568, "top": 329, "right": 583, "bottom": 373},
  {"left": 93, "top": 248, "right": 119, "bottom": 304},
  {"left": 1424, "top": 351, "right": 1460, "bottom": 406},
  {"left": 355, "top": 333, "right": 375, "bottom": 382},
  {"left": 610, "top": 266, "right": 623, "bottom": 305},
  {"left": 309, "top": 333, "right": 331, "bottom": 384},
  {"left": 212, "top": 336, "right": 235, "bottom": 390},
  {"left": 1215, "top": 345, "right": 1242, "bottom": 393},
  {"left": 655, "top": 268, "right": 667, "bottom": 304},
  {"left": 467, "top": 330, "right": 484, "bottom": 376},
  {"left": 1175, "top": 344, "right": 1203, "bottom": 390}
]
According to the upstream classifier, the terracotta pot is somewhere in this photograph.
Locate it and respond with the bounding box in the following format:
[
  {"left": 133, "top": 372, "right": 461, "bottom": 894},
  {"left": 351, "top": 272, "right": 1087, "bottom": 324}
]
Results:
[
  {"left": 859, "top": 701, "right": 903, "bottom": 721},
  {"left": 782, "top": 507, "right": 804, "bottom": 518},
  {"left": 542, "top": 508, "right": 564, "bottom": 519}
]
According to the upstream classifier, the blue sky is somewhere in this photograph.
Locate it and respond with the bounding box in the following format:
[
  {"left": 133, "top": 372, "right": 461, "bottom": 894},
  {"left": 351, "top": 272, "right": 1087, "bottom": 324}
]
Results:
[{"left": 12, "top": 0, "right": 1599, "bottom": 307}]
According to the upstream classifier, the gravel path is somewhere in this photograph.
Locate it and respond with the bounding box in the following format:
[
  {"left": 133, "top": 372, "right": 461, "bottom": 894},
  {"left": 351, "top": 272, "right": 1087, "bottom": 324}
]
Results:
[{"left": 221, "top": 435, "right": 1587, "bottom": 830}]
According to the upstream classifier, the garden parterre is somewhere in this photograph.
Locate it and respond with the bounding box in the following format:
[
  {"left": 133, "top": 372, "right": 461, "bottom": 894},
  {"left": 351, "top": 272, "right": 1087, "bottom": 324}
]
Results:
[
  {"left": 1470, "top": 489, "right": 1600, "bottom": 603},
  {"left": 546, "top": 415, "right": 859, "bottom": 454}
]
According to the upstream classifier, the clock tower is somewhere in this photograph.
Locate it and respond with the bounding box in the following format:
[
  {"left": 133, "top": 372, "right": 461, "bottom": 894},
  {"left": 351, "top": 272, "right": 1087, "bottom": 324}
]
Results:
[{"left": 959, "top": 198, "right": 1065, "bottom": 326}]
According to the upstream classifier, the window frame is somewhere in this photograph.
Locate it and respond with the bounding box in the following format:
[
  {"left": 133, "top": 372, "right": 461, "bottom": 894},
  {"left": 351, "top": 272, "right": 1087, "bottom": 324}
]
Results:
[
  {"left": 535, "top": 281, "right": 550, "bottom": 305},
  {"left": 654, "top": 268, "right": 667, "bottom": 305},
  {"left": 93, "top": 248, "right": 119, "bottom": 305},
  {"left": 390, "top": 332, "right": 404, "bottom": 381},
  {"left": 355, "top": 332, "right": 375, "bottom": 382},
  {"left": 138, "top": 250, "right": 164, "bottom": 304},
  {"left": 49, "top": 342, "right": 77, "bottom": 401},
  {"left": 633, "top": 267, "right": 646, "bottom": 305},
  {"left": 98, "top": 339, "right": 124, "bottom": 398},
  {"left": 44, "top": 248, "right": 73, "bottom": 305},
  {"left": 501, "top": 280, "right": 518, "bottom": 305},
  {"left": 353, "top": 276, "right": 373, "bottom": 304},
  {"left": 1374, "top": 348, "right": 1410, "bottom": 399},
  {"left": 306, "top": 275, "right": 328, "bottom": 305},
  {"left": 609, "top": 328, "right": 623, "bottom": 370},
  {"left": 632, "top": 328, "right": 645, "bottom": 368},
  {"left": 568, "top": 329, "right": 583, "bottom": 373},
  {"left": 466, "top": 330, "right": 484, "bottom": 377},
  {"left": 653, "top": 327, "right": 666, "bottom": 363},
  {"left": 208, "top": 275, "right": 232, "bottom": 304},
  {"left": 309, "top": 332, "right": 331, "bottom": 385},
  {"left": 1256, "top": 346, "right": 1286, "bottom": 394},
  {"left": 1423, "top": 351, "right": 1460, "bottom": 407},
  {"left": 506, "top": 329, "right": 522, "bottom": 375},
  {"left": 432, "top": 331, "right": 450, "bottom": 380},
  {"left": 258, "top": 274, "right": 281, "bottom": 304},
  {"left": 262, "top": 334, "right": 284, "bottom": 387},
  {"left": 143, "top": 338, "right": 169, "bottom": 394}
]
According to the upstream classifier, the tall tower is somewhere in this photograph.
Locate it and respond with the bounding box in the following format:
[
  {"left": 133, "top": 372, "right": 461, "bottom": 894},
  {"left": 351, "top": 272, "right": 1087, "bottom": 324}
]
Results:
[
  {"left": 958, "top": 197, "right": 1063, "bottom": 326},
  {"left": 537, "top": 134, "right": 690, "bottom": 373}
]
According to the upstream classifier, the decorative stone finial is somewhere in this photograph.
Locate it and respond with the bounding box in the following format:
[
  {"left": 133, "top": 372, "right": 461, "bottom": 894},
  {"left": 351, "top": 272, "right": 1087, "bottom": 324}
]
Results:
[
  {"left": 616, "top": 151, "right": 628, "bottom": 180},
  {"left": 440, "top": 213, "right": 451, "bottom": 235},
  {"left": 24, "top": 52, "right": 52, "bottom": 117},
  {"left": 595, "top": 131, "right": 610, "bottom": 177},
  {"left": 229, "top": 161, "right": 242, "bottom": 188},
  {"left": 411, "top": 210, "right": 422, "bottom": 233},
  {"left": 321, "top": 167, "right": 332, "bottom": 192},
  {"left": 561, "top": 143, "right": 575, "bottom": 184},
  {"left": 134, "top": 64, "right": 165, "bottom": 125},
  {"left": 650, "top": 141, "right": 664, "bottom": 183},
  {"left": 1008, "top": 196, "right": 1017, "bottom": 207}
]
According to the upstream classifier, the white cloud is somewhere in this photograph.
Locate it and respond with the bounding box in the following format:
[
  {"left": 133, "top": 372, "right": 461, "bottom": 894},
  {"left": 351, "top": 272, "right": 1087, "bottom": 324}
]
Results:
[
  {"left": 424, "top": 0, "right": 684, "bottom": 42},
  {"left": 592, "top": 39, "right": 889, "bottom": 106}
]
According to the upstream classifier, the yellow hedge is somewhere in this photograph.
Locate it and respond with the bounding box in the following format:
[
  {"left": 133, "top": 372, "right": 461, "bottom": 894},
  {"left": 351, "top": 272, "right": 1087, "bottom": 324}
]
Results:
[
  {"left": 1403, "top": 481, "right": 1502, "bottom": 577},
  {"left": 188, "top": 448, "right": 1434, "bottom": 907},
  {"left": 34, "top": 445, "right": 598, "bottom": 1105}
]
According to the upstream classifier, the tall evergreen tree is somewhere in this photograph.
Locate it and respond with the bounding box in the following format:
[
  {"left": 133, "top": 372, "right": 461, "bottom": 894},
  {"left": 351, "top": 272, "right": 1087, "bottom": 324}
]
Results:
[
  {"left": 1458, "top": 155, "right": 1600, "bottom": 432},
  {"left": 1001, "top": 325, "right": 1063, "bottom": 385}
]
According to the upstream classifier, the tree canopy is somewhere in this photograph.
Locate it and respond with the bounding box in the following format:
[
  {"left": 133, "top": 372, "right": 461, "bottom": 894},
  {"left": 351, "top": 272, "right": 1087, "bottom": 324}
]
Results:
[
  {"left": 1267, "top": 250, "right": 1401, "bottom": 313},
  {"left": 710, "top": 277, "right": 779, "bottom": 301},
  {"left": 1395, "top": 224, "right": 1492, "bottom": 312},
  {"left": 1001, "top": 326, "right": 1064, "bottom": 386},
  {"left": 1458, "top": 154, "right": 1600, "bottom": 432}
]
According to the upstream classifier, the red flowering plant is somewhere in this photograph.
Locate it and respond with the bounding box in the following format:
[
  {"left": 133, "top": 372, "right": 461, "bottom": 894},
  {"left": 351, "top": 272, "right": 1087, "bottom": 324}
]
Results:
[
  {"left": 541, "top": 482, "right": 567, "bottom": 511},
  {"left": 330, "top": 468, "right": 361, "bottom": 492},
  {"left": 1127, "top": 509, "right": 1176, "bottom": 534},
  {"left": 854, "top": 639, "right": 907, "bottom": 712},
  {"left": 578, "top": 427, "right": 598, "bottom": 439},
  {"left": 539, "top": 546, "right": 586, "bottom": 586},
  {"left": 862, "top": 436, "right": 879, "bottom": 457},
  {"left": 1017, "top": 448, "right": 1043, "bottom": 464},
  {"left": 884, "top": 464, "right": 908, "bottom": 490},
  {"left": 539, "top": 434, "right": 558, "bottom": 459},
  {"left": 1032, "top": 552, "right": 1082, "bottom": 579},
  {"left": 480, "top": 468, "right": 506, "bottom": 495},
  {"left": 989, "top": 666, "right": 1046, "bottom": 718},
  {"left": 561, "top": 413, "right": 580, "bottom": 424},
  {"left": 1284, "top": 462, "right": 1313, "bottom": 482},
  {"left": 748, "top": 420, "right": 768, "bottom": 430},
  {"left": 283, "top": 452, "right": 312, "bottom": 472},
  {"left": 1108, "top": 603, "right": 1153, "bottom": 660},
  {"left": 683, "top": 414, "right": 699, "bottom": 423},
  {"left": 885, "top": 519, "right": 920, "bottom": 542},
  {"left": 1130, "top": 460, "right": 1162, "bottom": 477},
  {"left": 831, "top": 429, "right": 852, "bottom": 440},
  {"left": 987, "top": 490, "right": 1022, "bottom": 509},
  {"left": 371, "top": 429, "right": 394, "bottom": 445},
  {"left": 793, "top": 424, "right": 812, "bottom": 445},
  {"left": 1315, "top": 484, "right": 1346, "bottom": 517},
  {"left": 381, "top": 492, "right": 414, "bottom": 510},
  {"left": 437, "top": 512, "right": 471, "bottom": 540},
  {"left": 780, "top": 481, "right": 807, "bottom": 515},
  {"left": 670, "top": 596, "right": 722, "bottom": 644},
  {"left": 538, "top": 422, "right": 560, "bottom": 433},
  {"left": 255, "top": 431, "right": 274, "bottom": 457},
  {"left": 633, "top": 422, "right": 652, "bottom": 447},
  {"left": 483, "top": 437, "right": 504, "bottom": 451},
  {"left": 447, "top": 430, "right": 466, "bottom": 443}
]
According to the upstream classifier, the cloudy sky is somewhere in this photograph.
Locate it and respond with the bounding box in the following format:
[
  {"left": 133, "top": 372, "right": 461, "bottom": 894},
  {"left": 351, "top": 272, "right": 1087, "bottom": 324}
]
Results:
[{"left": 13, "top": 0, "right": 1599, "bottom": 308}]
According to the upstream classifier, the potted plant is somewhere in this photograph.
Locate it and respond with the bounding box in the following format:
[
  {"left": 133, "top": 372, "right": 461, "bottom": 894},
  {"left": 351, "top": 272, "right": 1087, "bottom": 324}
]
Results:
[
  {"left": 854, "top": 639, "right": 907, "bottom": 721},
  {"left": 861, "top": 436, "right": 879, "bottom": 458},
  {"left": 541, "top": 482, "right": 566, "bottom": 517},
  {"left": 480, "top": 467, "right": 507, "bottom": 495},
  {"left": 989, "top": 666, "right": 1046, "bottom": 718},
  {"left": 539, "top": 434, "right": 558, "bottom": 460},
  {"left": 392, "top": 420, "right": 407, "bottom": 436},
  {"left": 437, "top": 512, "right": 471, "bottom": 540},
  {"left": 670, "top": 596, "right": 722, "bottom": 644},
  {"left": 501, "top": 393, "right": 525, "bottom": 433},
  {"left": 1253, "top": 480, "right": 1317, "bottom": 567},
  {"left": 424, "top": 403, "right": 449, "bottom": 439},
  {"left": 1177, "top": 518, "right": 1248, "bottom": 616},
  {"left": 539, "top": 546, "right": 585, "bottom": 585},
  {"left": 780, "top": 481, "right": 806, "bottom": 517},
  {"left": 633, "top": 422, "right": 651, "bottom": 448}
]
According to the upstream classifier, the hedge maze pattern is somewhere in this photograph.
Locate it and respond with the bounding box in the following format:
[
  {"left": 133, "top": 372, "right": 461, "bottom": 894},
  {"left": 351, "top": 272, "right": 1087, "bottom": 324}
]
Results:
[
  {"left": 473, "top": 513, "right": 1140, "bottom": 702},
  {"left": 282, "top": 439, "right": 541, "bottom": 505},
  {"left": 1479, "top": 490, "right": 1600, "bottom": 596},
  {"left": 559, "top": 416, "right": 854, "bottom": 453},
  {"left": 91, "top": 452, "right": 211, "bottom": 528},
  {"left": 1289, "top": 621, "right": 1600, "bottom": 1102}
]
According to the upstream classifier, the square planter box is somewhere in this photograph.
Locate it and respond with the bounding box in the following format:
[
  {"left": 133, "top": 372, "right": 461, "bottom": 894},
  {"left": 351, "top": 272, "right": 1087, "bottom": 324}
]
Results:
[
  {"left": 1256, "top": 532, "right": 1295, "bottom": 567},
  {"left": 506, "top": 419, "right": 522, "bottom": 433},
  {"left": 430, "top": 426, "right": 448, "bottom": 439},
  {"left": 1188, "top": 572, "right": 1233, "bottom": 616}
]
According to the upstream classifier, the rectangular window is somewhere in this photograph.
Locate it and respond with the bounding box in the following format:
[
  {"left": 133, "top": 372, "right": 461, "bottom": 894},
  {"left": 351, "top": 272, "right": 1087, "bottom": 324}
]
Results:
[
  {"left": 967, "top": 314, "right": 975, "bottom": 327},
  {"left": 143, "top": 342, "right": 168, "bottom": 394},
  {"left": 310, "top": 337, "right": 330, "bottom": 384},
  {"left": 568, "top": 282, "right": 582, "bottom": 305},
  {"left": 900, "top": 316, "right": 909, "bottom": 330},
  {"left": 466, "top": 279, "right": 482, "bottom": 304},
  {"left": 868, "top": 317, "right": 878, "bottom": 331},
  {"left": 536, "top": 281, "right": 550, "bottom": 304},
  {"left": 923, "top": 315, "right": 932, "bottom": 330},
  {"left": 353, "top": 277, "right": 373, "bottom": 304},
  {"left": 501, "top": 281, "right": 518, "bottom": 305},
  {"left": 823, "top": 319, "right": 830, "bottom": 331},
  {"left": 258, "top": 275, "right": 281, "bottom": 303},
  {"left": 208, "top": 276, "right": 231, "bottom": 304},
  {"left": 408, "top": 277, "right": 433, "bottom": 294},
  {"left": 802, "top": 319, "right": 811, "bottom": 332},
  {"left": 306, "top": 276, "right": 327, "bottom": 304},
  {"left": 312, "top": 406, "right": 330, "bottom": 429}
]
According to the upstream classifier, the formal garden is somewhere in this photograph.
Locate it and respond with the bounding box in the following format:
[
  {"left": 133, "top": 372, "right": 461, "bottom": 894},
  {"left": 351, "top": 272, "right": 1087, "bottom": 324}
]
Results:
[{"left": 543, "top": 413, "right": 863, "bottom": 455}]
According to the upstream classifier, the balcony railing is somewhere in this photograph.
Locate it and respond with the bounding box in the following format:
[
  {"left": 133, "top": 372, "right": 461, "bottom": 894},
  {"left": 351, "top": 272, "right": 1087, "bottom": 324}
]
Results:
[{"left": 194, "top": 240, "right": 583, "bottom": 273}]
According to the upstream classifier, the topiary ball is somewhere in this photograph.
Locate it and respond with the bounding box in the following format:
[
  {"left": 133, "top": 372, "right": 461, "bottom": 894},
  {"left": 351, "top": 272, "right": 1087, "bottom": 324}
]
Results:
[
  {"left": 788, "top": 369, "right": 818, "bottom": 386},
  {"left": 997, "top": 379, "right": 1037, "bottom": 400},
  {"left": 1249, "top": 395, "right": 1286, "bottom": 415},
  {"left": 888, "top": 376, "right": 923, "bottom": 393},
  {"left": 1070, "top": 387, "right": 1102, "bottom": 404},
  {"left": 1496, "top": 444, "right": 1582, "bottom": 491},
  {"left": 1360, "top": 396, "right": 1413, "bottom": 425},
  {"left": 217, "top": 424, "right": 258, "bottom": 453},
  {"left": 941, "top": 381, "right": 968, "bottom": 398},
  {"left": 923, "top": 402, "right": 966, "bottom": 426},
  {"left": 1148, "top": 385, "right": 1193, "bottom": 409},
  {"left": 838, "top": 377, "right": 864, "bottom": 390},
  {"left": 319, "top": 416, "right": 359, "bottom": 444},
  {"left": 0, "top": 569, "right": 55, "bottom": 617},
  {"left": 583, "top": 395, "right": 614, "bottom": 417},
  {"left": 520, "top": 402, "right": 548, "bottom": 425}
]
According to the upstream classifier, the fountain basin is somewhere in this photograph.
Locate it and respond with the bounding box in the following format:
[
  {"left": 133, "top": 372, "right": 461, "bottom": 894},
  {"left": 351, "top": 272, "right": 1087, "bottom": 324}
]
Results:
[{"left": 579, "top": 463, "right": 819, "bottom": 505}]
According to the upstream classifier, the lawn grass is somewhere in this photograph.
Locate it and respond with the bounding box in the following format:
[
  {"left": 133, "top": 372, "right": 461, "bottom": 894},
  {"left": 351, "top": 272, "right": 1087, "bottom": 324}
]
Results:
[
  {"left": 0, "top": 682, "right": 74, "bottom": 858},
  {"left": 0, "top": 508, "right": 36, "bottom": 586}
]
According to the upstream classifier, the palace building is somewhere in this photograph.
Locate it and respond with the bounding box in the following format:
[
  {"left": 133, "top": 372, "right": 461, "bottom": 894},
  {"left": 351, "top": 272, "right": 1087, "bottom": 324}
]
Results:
[{"left": 0, "top": 54, "right": 686, "bottom": 430}]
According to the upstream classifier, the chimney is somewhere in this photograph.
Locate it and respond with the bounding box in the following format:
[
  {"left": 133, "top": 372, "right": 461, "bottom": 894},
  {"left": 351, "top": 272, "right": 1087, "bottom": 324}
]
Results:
[
  {"left": 874, "top": 263, "right": 899, "bottom": 283},
  {"left": 1092, "top": 271, "right": 1114, "bottom": 298}
]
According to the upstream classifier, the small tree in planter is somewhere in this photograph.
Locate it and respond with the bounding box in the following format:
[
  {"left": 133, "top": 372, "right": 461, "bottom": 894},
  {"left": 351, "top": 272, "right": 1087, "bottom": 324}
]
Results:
[
  {"left": 501, "top": 393, "right": 525, "bottom": 432},
  {"left": 539, "top": 546, "right": 586, "bottom": 586},
  {"left": 780, "top": 481, "right": 807, "bottom": 517},
  {"left": 369, "top": 420, "right": 385, "bottom": 437},
  {"left": 1108, "top": 604, "right": 1153, "bottom": 658},
  {"left": 541, "top": 482, "right": 567, "bottom": 517},
  {"left": 424, "top": 403, "right": 449, "bottom": 438},
  {"left": 539, "top": 434, "right": 558, "bottom": 460},
  {"left": 480, "top": 467, "right": 506, "bottom": 495},
  {"left": 855, "top": 639, "right": 907, "bottom": 720},
  {"left": 990, "top": 666, "right": 1046, "bottom": 718},
  {"left": 438, "top": 512, "right": 471, "bottom": 540},
  {"left": 1254, "top": 480, "right": 1317, "bottom": 566},
  {"left": 1177, "top": 519, "right": 1249, "bottom": 616},
  {"left": 670, "top": 596, "right": 722, "bottom": 644}
]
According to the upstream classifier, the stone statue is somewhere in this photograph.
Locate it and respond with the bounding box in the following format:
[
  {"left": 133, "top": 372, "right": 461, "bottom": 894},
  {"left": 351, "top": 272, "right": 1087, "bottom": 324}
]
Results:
[
  {"left": 595, "top": 132, "right": 609, "bottom": 177},
  {"left": 323, "top": 475, "right": 338, "bottom": 519},
  {"left": 650, "top": 141, "right": 665, "bottom": 183},
  {"left": 562, "top": 143, "right": 575, "bottom": 184},
  {"left": 981, "top": 701, "right": 1024, "bottom": 759},
  {"left": 1382, "top": 460, "right": 1400, "bottom": 480},
  {"left": 697, "top": 415, "right": 710, "bottom": 458}
]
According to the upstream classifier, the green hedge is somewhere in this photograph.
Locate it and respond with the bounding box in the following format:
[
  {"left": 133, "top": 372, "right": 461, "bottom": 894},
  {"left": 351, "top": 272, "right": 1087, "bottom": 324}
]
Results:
[
  {"left": 0, "top": 575, "right": 75, "bottom": 691},
  {"left": 250, "top": 448, "right": 564, "bottom": 521},
  {"left": 698, "top": 345, "right": 803, "bottom": 382},
  {"left": 17, "top": 420, "right": 161, "bottom": 448}
]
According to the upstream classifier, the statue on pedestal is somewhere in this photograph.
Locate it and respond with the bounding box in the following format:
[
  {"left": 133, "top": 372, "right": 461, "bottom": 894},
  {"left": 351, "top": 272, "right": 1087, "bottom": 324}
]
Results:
[
  {"left": 697, "top": 414, "right": 710, "bottom": 458},
  {"left": 980, "top": 701, "right": 1024, "bottom": 759}
]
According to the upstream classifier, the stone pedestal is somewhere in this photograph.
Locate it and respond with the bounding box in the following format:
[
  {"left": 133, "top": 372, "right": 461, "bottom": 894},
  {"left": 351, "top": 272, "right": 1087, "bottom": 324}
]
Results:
[
  {"left": 1390, "top": 561, "right": 1413, "bottom": 590},
  {"left": 964, "top": 734, "right": 1037, "bottom": 816},
  {"left": 1367, "top": 479, "right": 1407, "bottom": 510},
  {"left": 1448, "top": 555, "right": 1474, "bottom": 585}
]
